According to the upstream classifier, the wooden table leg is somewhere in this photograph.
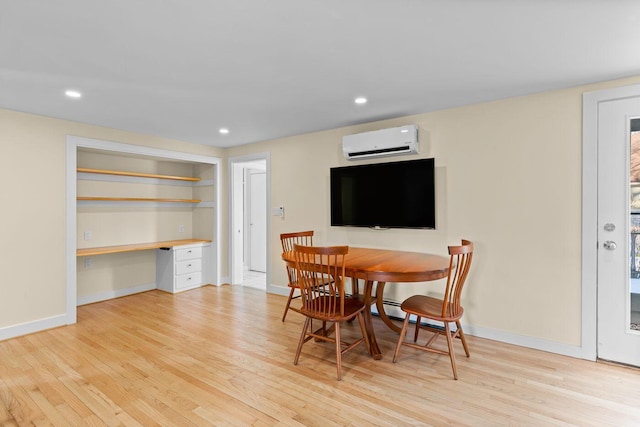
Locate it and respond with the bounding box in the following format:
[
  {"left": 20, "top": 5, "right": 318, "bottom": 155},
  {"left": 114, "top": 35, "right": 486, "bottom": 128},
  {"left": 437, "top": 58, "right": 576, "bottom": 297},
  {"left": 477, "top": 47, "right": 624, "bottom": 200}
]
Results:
[
  {"left": 363, "top": 280, "right": 382, "bottom": 360},
  {"left": 375, "top": 282, "right": 401, "bottom": 334}
]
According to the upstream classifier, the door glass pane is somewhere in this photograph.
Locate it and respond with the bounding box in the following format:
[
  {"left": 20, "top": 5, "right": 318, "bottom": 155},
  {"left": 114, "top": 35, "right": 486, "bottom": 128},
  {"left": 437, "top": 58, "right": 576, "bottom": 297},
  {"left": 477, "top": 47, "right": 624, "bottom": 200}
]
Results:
[{"left": 629, "top": 118, "right": 640, "bottom": 332}]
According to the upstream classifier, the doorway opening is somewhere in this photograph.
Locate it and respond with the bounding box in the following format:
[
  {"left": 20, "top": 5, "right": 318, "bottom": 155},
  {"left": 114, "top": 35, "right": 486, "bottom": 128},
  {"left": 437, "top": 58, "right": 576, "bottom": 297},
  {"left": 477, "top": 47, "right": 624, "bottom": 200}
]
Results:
[{"left": 229, "top": 153, "right": 270, "bottom": 290}]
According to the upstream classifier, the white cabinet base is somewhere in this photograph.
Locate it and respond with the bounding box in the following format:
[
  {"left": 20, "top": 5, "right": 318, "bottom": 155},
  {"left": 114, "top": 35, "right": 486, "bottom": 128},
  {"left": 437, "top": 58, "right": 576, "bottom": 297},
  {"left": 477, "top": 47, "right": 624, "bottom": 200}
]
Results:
[{"left": 156, "top": 242, "right": 209, "bottom": 293}]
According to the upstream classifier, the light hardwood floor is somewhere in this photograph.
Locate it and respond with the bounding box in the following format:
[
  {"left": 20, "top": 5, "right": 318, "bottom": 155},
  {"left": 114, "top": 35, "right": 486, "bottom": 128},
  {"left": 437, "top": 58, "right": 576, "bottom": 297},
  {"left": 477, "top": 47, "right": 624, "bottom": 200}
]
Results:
[{"left": 1, "top": 285, "right": 639, "bottom": 426}]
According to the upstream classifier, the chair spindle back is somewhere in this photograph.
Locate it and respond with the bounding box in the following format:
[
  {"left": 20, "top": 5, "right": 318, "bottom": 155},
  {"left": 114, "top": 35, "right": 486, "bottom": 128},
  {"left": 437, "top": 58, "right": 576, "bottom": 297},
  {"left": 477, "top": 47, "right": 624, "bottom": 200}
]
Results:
[
  {"left": 281, "top": 231, "right": 314, "bottom": 284},
  {"left": 292, "top": 244, "right": 348, "bottom": 319},
  {"left": 280, "top": 231, "right": 314, "bottom": 253}
]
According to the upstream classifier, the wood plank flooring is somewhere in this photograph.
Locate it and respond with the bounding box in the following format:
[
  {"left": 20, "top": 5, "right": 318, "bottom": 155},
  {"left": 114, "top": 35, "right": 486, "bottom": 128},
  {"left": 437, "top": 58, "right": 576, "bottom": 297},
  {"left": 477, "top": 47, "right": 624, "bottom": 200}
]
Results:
[{"left": 1, "top": 285, "right": 639, "bottom": 426}]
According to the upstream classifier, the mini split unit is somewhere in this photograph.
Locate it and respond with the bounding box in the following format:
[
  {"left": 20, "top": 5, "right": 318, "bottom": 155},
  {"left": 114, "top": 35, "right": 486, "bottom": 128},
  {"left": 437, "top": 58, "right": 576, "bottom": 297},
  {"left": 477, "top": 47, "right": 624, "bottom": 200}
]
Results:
[{"left": 342, "top": 124, "right": 419, "bottom": 160}]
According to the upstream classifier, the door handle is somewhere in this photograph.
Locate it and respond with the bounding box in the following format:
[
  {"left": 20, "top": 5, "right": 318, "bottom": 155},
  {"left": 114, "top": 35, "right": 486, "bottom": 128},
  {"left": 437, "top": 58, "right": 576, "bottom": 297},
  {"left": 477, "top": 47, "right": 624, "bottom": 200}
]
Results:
[{"left": 603, "top": 241, "right": 617, "bottom": 250}]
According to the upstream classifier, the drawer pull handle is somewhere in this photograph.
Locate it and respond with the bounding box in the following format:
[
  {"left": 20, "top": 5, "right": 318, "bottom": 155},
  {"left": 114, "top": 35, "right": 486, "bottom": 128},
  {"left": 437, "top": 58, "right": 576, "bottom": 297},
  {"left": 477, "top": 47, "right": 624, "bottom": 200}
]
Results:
[
  {"left": 187, "top": 250, "right": 192, "bottom": 253},
  {"left": 188, "top": 264, "right": 192, "bottom": 267}
]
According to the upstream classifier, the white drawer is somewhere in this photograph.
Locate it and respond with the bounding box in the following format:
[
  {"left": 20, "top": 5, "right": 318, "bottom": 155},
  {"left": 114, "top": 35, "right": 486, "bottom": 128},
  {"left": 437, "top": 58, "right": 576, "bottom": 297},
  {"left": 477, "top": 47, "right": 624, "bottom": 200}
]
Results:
[
  {"left": 176, "top": 259, "right": 202, "bottom": 275},
  {"left": 175, "top": 246, "right": 202, "bottom": 261},
  {"left": 175, "top": 271, "right": 202, "bottom": 289}
]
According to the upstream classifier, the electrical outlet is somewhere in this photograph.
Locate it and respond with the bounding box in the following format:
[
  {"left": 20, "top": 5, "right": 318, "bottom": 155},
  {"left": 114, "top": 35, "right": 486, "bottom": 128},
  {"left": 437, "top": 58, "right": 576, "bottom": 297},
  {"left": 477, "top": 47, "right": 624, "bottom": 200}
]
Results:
[
  {"left": 178, "top": 224, "right": 185, "bottom": 233},
  {"left": 84, "top": 257, "right": 92, "bottom": 269},
  {"left": 84, "top": 231, "right": 92, "bottom": 241}
]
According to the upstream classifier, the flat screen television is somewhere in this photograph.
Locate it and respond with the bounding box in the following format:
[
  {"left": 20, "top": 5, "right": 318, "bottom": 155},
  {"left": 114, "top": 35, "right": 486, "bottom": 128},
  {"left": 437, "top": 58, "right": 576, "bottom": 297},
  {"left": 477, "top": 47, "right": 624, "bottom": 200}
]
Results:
[{"left": 330, "top": 158, "right": 435, "bottom": 229}]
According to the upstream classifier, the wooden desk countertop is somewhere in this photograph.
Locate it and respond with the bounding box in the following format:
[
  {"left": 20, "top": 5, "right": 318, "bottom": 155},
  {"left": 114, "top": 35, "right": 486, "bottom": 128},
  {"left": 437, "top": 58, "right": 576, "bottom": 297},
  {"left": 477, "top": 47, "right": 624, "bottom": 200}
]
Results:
[{"left": 77, "top": 238, "right": 211, "bottom": 257}]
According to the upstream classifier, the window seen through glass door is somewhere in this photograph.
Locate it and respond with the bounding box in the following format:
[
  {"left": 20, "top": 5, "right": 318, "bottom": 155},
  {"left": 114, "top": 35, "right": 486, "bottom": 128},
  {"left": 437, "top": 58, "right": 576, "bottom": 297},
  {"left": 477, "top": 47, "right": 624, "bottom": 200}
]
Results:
[{"left": 629, "top": 118, "right": 640, "bottom": 331}]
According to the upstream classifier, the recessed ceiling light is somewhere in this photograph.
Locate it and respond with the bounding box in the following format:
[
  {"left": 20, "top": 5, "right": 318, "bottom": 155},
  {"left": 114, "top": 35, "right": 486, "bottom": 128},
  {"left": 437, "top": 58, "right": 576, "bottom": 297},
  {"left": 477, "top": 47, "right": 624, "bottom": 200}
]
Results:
[
  {"left": 219, "top": 128, "right": 230, "bottom": 135},
  {"left": 354, "top": 97, "right": 367, "bottom": 105},
  {"left": 65, "top": 89, "right": 82, "bottom": 99}
]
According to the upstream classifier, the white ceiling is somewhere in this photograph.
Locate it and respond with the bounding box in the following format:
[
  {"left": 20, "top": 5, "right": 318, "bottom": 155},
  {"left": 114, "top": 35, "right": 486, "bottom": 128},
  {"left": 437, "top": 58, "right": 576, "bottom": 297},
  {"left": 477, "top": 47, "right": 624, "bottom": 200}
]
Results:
[{"left": 2, "top": 0, "right": 640, "bottom": 148}]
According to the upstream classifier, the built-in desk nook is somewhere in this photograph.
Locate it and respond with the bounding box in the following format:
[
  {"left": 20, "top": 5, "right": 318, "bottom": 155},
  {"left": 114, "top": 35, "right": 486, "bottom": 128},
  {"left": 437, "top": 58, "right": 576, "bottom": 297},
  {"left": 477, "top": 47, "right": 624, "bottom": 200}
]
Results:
[
  {"left": 77, "top": 238, "right": 212, "bottom": 294},
  {"left": 69, "top": 137, "right": 220, "bottom": 309}
]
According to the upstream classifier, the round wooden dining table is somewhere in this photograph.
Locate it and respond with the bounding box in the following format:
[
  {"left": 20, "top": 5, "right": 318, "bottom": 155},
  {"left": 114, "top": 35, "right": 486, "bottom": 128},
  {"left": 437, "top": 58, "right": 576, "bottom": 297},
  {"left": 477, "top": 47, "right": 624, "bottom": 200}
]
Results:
[{"left": 282, "top": 246, "right": 451, "bottom": 360}]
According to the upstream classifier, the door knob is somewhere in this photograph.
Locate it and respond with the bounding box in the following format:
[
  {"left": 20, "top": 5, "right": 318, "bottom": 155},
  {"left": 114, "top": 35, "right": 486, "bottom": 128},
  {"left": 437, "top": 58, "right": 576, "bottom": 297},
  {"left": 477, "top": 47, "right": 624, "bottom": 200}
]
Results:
[{"left": 603, "top": 241, "right": 617, "bottom": 250}]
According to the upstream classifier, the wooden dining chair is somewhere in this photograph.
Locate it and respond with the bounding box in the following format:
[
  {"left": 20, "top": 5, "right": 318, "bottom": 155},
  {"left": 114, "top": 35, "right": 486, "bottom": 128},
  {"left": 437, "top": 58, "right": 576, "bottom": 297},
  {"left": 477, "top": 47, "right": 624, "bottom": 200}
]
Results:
[
  {"left": 281, "top": 231, "right": 360, "bottom": 321},
  {"left": 280, "top": 231, "right": 316, "bottom": 321},
  {"left": 292, "top": 243, "right": 370, "bottom": 380},
  {"left": 392, "top": 240, "right": 474, "bottom": 380}
]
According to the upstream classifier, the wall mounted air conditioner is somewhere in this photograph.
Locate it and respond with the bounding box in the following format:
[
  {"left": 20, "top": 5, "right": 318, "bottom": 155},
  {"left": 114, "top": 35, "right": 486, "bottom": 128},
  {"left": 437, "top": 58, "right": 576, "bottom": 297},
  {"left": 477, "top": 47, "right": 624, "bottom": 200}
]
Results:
[{"left": 342, "top": 124, "right": 419, "bottom": 160}]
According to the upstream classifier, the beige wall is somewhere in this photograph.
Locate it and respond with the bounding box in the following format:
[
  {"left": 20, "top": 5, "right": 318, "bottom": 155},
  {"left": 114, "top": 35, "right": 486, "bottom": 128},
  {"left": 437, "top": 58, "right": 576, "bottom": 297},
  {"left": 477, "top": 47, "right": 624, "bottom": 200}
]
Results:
[
  {"left": 4, "top": 75, "right": 640, "bottom": 349},
  {"left": 0, "top": 109, "right": 224, "bottom": 329},
  {"left": 228, "top": 75, "right": 640, "bottom": 348}
]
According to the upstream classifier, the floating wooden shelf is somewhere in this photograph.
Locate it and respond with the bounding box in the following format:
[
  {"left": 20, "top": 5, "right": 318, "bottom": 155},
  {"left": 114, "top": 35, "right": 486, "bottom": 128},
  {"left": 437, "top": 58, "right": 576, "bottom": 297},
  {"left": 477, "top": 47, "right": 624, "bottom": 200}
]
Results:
[
  {"left": 77, "top": 197, "right": 201, "bottom": 203},
  {"left": 77, "top": 238, "right": 211, "bottom": 257},
  {"left": 77, "top": 167, "right": 201, "bottom": 182}
]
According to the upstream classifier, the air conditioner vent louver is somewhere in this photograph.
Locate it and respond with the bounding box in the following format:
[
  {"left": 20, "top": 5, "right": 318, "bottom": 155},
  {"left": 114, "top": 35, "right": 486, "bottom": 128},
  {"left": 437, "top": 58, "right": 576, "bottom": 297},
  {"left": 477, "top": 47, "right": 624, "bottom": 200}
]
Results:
[
  {"left": 346, "top": 145, "right": 412, "bottom": 159},
  {"left": 342, "top": 125, "right": 418, "bottom": 160}
]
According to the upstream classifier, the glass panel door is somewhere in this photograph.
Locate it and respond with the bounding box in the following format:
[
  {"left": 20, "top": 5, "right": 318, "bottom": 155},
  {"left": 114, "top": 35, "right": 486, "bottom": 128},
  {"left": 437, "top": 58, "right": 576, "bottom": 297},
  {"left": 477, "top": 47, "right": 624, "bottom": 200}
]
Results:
[
  {"left": 630, "top": 119, "right": 640, "bottom": 332},
  {"left": 597, "top": 98, "right": 640, "bottom": 366}
]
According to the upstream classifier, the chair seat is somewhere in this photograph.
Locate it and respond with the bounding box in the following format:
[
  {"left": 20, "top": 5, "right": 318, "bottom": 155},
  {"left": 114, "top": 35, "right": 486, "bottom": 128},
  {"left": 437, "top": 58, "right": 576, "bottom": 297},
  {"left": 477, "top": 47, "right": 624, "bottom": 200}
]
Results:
[
  {"left": 301, "top": 295, "right": 366, "bottom": 322},
  {"left": 401, "top": 294, "right": 463, "bottom": 322},
  {"left": 393, "top": 239, "right": 473, "bottom": 380}
]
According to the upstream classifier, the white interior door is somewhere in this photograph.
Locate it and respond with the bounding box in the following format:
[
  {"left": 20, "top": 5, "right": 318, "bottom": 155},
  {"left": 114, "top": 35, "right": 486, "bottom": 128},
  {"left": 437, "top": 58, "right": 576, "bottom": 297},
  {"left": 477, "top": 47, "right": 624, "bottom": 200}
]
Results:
[
  {"left": 231, "top": 162, "right": 245, "bottom": 284},
  {"left": 248, "top": 170, "right": 266, "bottom": 272},
  {"left": 597, "top": 96, "right": 640, "bottom": 366}
]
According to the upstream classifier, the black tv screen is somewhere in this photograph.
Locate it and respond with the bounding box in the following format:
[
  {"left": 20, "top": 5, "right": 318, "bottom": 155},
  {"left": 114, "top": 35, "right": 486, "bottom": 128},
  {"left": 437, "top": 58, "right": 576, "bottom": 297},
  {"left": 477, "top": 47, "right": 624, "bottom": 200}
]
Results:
[{"left": 330, "top": 158, "right": 435, "bottom": 229}]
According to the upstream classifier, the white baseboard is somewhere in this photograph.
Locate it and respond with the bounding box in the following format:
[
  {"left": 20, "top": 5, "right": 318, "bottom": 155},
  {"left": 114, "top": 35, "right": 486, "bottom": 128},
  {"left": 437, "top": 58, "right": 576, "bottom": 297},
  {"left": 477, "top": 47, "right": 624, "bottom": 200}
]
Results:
[
  {"left": 380, "top": 304, "right": 587, "bottom": 360},
  {"left": 77, "top": 282, "right": 157, "bottom": 306},
  {"left": 269, "top": 286, "right": 588, "bottom": 359},
  {"left": 0, "top": 314, "right": 68, "bottom": 342},
  {"left": 3, "top": 282, "right": 223, "bottom": 342},
  {"left": 268, "top": 284, "right": 289, "bottom": 297},
  {"left": 271, "top": 289, "right": 588, "bottom": 360},
  {"left": 463, "top": 323, "right": 587, "bottom": 359}
]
